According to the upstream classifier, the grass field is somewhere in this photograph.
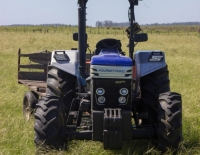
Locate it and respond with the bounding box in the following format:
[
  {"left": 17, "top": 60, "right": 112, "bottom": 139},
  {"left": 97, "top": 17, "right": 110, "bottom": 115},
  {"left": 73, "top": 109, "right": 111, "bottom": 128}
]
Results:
[{"left": 0, "top": 27, "right": 200, "bottom": 155}]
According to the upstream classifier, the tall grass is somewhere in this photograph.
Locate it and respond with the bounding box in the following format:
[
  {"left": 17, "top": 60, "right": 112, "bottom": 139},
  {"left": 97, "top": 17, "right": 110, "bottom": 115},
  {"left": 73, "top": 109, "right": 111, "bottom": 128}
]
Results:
[{"left": 0, "top": 29, "right": 200, "bottom": 155}]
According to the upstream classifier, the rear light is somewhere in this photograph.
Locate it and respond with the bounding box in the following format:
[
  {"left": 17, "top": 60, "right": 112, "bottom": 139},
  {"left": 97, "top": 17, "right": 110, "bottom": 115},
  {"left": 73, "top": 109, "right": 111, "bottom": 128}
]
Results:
[
  {"left": 119, "top": 88, "right": 128, "bottom": 96},
  {"left": 96, "top": 88, "right": 105, "bottom": 95},
  {"left": 118, "top": 97, "right": 126, "bottom": 104},
  {"left": 98, "top": 96, "right": 106, "bottom": 104}
]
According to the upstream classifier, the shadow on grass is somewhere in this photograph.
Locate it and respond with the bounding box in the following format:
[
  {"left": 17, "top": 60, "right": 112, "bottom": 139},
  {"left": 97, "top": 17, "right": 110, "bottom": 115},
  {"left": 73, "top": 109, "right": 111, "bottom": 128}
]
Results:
[
  {"left": 35, "top": 120, "right": 200, "bottom": 155},
  {"left": 34, "top": 138, "right": 200, "bottom": 155}
]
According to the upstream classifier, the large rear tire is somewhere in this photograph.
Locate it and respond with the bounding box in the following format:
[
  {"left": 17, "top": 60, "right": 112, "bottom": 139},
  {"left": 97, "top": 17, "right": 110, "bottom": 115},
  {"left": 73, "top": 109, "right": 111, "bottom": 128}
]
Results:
[
  {"left": 140, "top": 66, "right": 182, "bottom": 152},
  {"left": 46, "top": 67, "right": 76, "bottom": 97},
  {"left": 157, "top": 92, "right": 182, "bottom": 152},
  {"left": 46, "top": 67, "right": 76, "bottom": 115},
  {"left": 140, "top": 66, "right": 170, "bottom": 124},
  {"left": 34, "top": 95, "right": 66, "bottom": 150}
]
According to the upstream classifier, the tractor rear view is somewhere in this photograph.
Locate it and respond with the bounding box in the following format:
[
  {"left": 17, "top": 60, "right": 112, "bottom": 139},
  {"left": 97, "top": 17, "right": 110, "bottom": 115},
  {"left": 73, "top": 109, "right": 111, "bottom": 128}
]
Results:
[{"left": 18, "top": 0, "right": 182, "bottom": 153}]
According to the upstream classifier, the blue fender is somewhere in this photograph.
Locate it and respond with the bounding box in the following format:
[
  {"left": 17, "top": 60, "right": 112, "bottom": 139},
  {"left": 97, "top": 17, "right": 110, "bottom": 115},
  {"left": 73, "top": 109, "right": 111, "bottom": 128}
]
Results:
[
  {"left": 134, "top": 50, "right": 167, "bottom": 77},
  {"left": 134, "top": 50, "right": 167, "bottom": 91}
]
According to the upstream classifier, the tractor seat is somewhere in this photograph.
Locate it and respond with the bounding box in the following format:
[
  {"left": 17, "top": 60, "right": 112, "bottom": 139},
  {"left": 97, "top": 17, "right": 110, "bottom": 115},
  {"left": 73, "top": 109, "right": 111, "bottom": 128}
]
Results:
[{"left": 94, "top": 38, "right": 123, "bottom": 55}]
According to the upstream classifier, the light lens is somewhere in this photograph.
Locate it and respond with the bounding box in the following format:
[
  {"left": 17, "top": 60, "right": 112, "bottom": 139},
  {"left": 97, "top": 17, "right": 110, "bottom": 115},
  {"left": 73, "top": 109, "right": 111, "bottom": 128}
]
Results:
[
  {"left": 118, "top": 97, "right": 126, "bottom": 104},
  {"left": 119, "top": 88, "right": 128, "bottom": 95},
  {"left": 96, "top": 88, "right": 105, "bottom": 95},
  {"left": 98, "top": 96, "right": 106, "bottom": 104}
]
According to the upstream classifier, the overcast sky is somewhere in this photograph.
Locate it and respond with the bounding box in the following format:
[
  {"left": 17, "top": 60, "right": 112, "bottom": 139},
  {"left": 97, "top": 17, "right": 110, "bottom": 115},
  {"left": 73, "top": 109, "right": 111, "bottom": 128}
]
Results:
[{"left": 0, "top": 0, "right": 199, "bottom": 26}]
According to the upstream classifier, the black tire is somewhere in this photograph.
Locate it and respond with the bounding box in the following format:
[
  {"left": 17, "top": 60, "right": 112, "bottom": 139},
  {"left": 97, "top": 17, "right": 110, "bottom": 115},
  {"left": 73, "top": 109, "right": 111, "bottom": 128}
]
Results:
[
  {"left": 23, "top": 91, "right": 38, "bottom": 120},
  {"left": 34, "top": 95, "right": 66, "bottom": 150},
  {"left": 157, "top": 92, "right": 182, "bottom": 152},
  {"left": 46, "top": 67, "right": 76, "bottom": 97},
  {"left": 46, "top": 67, "right": 76, "bottom": 114},
  {"left": 140, "top": 66, "right": 170, "bottom": 124}
]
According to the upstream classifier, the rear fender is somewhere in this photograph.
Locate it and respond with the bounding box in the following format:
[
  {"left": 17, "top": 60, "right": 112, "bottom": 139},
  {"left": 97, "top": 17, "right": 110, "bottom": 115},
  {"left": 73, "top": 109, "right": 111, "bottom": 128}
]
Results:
[
  {"left": 50, "top": 50, "right": 79, "bottom": 76},
  {"left": 134, "top": 50, "right": 167, "bottom": 91},
  {"left": 50, "top": 50, "right": 86, "bottom": 89}
]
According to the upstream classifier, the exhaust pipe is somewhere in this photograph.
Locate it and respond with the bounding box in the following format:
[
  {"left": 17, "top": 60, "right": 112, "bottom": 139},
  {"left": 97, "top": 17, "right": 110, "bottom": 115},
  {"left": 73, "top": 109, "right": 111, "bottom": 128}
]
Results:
[{"left": 78, "top": 0, "right": 88, "bottom": 78}]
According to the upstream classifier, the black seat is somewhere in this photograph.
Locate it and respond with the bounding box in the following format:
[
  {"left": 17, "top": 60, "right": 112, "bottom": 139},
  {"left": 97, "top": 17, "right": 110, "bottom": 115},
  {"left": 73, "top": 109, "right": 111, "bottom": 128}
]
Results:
[{"left": 94, "top": 38, "right": 123, "bottom": 55}]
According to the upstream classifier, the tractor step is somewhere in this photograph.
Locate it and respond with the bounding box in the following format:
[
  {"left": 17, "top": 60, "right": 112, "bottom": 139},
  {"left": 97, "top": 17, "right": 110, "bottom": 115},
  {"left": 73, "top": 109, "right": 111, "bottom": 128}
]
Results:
[
  {"left": 80, "top": 99, "right": 90, "bottom": 111},
  {"left": 69, "top": 111, "right": 90, "bottom": 117}
]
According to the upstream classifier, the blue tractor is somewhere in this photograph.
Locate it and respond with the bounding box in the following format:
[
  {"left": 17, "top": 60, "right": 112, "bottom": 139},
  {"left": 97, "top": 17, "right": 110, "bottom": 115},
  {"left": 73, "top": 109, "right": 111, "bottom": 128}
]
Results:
[{"left": 33, "top": 0, "right": 182, "bottom": 152}]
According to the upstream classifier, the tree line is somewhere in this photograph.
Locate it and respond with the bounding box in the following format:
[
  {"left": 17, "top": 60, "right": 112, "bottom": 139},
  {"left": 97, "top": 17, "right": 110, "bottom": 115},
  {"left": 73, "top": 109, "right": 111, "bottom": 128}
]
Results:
[
  {"left": 2, "top": 22, "right": 200, "bottom": 28},
  {"left": 95, "top": 21, "right": 200, "bottom": 27}
]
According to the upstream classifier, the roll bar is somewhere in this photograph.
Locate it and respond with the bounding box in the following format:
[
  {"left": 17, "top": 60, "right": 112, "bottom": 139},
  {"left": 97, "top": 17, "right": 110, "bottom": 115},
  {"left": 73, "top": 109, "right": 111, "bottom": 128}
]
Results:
[{"left": 77, "top": 0, "right": 139, "bottom": 80}]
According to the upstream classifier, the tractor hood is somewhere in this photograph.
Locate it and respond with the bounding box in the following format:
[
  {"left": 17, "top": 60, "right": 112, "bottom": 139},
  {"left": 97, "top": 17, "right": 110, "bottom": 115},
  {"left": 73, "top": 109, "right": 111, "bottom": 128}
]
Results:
[{"left": 91, "top": 50, "right": 132, "bottom": 66}]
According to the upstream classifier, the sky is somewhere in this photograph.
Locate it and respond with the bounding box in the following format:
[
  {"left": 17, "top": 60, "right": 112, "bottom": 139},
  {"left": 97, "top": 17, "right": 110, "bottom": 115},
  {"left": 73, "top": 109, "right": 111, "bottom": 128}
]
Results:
[{"left": 0, "top": 0, "right": 199, "bottom": 26}]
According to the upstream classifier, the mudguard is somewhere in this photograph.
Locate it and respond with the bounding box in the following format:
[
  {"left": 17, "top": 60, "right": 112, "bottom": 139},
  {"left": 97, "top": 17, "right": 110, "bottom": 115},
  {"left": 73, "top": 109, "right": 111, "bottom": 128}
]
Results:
[
  {"left": 50, "top": 50, "right": 86, "bottom": 88},
  {"left": 50, "top": 50, "right": 79, "bottom": 76},
  {"left": 134, "top": 50, "right": 166, "bottom": 78}
]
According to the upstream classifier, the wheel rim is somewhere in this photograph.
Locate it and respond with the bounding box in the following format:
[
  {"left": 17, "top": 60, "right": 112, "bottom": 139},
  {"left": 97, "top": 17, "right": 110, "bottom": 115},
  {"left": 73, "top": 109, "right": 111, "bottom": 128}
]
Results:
[{"left": 23, "top": 98, "right": 31, "bottom": 121}]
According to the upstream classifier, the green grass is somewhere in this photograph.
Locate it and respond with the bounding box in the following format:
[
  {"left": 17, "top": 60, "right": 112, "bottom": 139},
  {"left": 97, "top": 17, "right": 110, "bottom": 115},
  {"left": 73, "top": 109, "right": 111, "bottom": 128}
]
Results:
[
  {"left": 0, "top": 28, "right": 200, "bottom": 155},
  {"left": 1, "top": 25, "right": 200, "bottom": 36}
]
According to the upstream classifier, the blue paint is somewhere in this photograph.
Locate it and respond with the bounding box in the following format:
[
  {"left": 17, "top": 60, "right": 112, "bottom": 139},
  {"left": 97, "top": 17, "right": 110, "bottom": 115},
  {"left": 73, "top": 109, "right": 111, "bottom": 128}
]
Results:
[{"left": 91, "top": 50, "right": 132, "bottom": 66}]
